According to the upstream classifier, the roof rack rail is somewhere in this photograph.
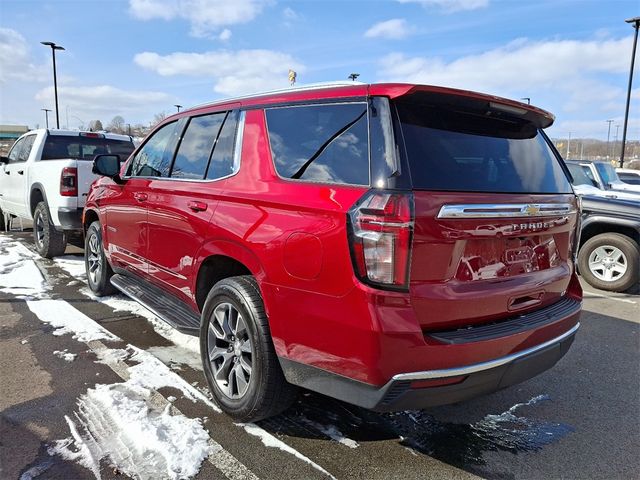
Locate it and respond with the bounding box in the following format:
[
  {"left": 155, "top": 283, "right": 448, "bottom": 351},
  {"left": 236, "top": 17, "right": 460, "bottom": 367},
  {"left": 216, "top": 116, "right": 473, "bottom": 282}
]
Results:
[{"left": 190, "top": 81, "right": 366, "bottom": 110}]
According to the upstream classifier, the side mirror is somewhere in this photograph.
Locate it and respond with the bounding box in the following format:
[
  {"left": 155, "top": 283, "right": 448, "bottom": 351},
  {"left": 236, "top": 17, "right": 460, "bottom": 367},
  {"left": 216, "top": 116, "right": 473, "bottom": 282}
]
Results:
[
  {"left": 93, "top": 154, "right": 121, "bottom": 180},
  {"left": 0, "top": 156, "right": 9, "bottom": 165}
]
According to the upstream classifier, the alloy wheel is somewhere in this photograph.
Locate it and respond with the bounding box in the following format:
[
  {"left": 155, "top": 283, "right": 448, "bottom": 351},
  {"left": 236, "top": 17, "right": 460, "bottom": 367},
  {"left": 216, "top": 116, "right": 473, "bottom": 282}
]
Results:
[
  {"left": 86, "top": 232, "right": 102, "bottom": 285},
  {"left": 588, "top": 245, "right": 628, "bottom": 283},
  {"left": 207, "top": 302, "right": 253, "bottom": 399},
  {"left": 34, "top": 211, "right": 45, "bottom": 249}
]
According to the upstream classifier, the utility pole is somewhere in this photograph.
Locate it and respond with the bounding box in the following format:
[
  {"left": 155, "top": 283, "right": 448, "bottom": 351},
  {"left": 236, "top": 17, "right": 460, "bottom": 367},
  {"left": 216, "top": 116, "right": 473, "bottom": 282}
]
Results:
[
  {"left": 620, "top": 16, "right": 640, "bottom": 167},
  {"left": 606, "top": 119, "right": 614, "bottom": 159},
  {"left": 41, "top": 108, "right": 51, "bottom": 128},
  {"left": 614, "top": 125, "right": 620, "bottom": 160},
  {"left": 566, "top": 132, "right": 572, "bottom": 160}
]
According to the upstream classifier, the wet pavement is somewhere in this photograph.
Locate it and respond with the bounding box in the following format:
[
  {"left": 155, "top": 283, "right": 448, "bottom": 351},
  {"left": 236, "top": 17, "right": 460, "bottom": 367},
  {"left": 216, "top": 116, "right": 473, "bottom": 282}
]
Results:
[{"left": 1, "top": 230, "right": 639, "bottom": 480}]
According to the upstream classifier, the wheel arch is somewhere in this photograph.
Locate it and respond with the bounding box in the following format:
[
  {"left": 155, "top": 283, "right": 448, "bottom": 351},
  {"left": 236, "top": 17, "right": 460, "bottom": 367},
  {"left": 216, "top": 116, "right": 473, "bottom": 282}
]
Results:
[
  {"left": 580, "top": 217, "right": 640, "bottom": 247},
  {"left": 29, "top": 183, "right": 49, "bottom": 217}
]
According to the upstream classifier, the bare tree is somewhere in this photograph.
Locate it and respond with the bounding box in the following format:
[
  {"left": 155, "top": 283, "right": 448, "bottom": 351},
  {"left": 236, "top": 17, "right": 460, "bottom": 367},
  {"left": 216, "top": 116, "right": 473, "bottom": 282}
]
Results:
[
  {"left": 107, "top": 115, "right": 125, "bottom": 134},
  {"left": 152, "top": 112, "right": 167, "bottom": 126},
  {"left": 88, "top": 119, "right": 103, "bottom": 132}
]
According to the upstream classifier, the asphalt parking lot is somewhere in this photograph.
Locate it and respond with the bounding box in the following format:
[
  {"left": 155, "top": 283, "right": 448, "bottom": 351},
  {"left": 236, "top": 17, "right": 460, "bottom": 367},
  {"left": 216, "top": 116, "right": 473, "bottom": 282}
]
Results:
[{"left": 1, "top": 230, "right": 638, "bottom": 480}]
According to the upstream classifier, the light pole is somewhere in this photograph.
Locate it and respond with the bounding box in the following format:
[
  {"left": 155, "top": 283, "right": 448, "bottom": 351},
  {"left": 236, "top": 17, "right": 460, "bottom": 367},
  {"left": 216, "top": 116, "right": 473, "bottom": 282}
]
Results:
[
  {"left": 614, "top": 124, "right": 620, "bottom": 159},
  {"left": 40, "top": 41, "right": 65, "bottom": 129},
  {"left": 620, "top": 17, "right": 640, "bottom": 167},
  {"left": 521, "top": 97, "right": 531, "bottom": 105},
  {"left": 41, "top": 109, "right": 51, "bottom": 128},
  {"left": 566, "top": 132, "right": 572, "bottom": 159},
  {"left": 606, "top": 119, "right": 614, "bottom": 159},
  {"left": 175, "top": 104, "right": 182, "bottom": 113},
  {"left": 348, "top": 73, "right": 360, "bottom": 81}
]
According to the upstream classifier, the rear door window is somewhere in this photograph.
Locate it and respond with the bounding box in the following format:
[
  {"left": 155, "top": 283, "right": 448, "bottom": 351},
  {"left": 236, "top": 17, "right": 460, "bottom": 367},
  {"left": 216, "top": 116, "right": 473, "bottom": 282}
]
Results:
[
  {"left": 265, "top": 103, "right": 369, "bottom": 185},
  {"left": 171, "top": 113, "right": 225, "bottom": 180},
  {"left": 396, "top": 102, "right": 572, "bottom": 193},
  {"left": 206, "top": 110, "right": 240, "bottom": 181}
]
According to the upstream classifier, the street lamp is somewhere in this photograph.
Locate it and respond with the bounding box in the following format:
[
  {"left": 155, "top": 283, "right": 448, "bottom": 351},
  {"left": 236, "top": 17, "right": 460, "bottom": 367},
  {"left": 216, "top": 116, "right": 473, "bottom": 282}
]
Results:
[
  {"left": 40, "top": 41, "right": 65, "bottom": 129},
  {"left": 348, "top": 73, "right": 360, "bottom": 81},
  {"left": 520, "top": 97, "right": 531, "bottom": 105},
  {"left": 606, "top": 119, "right": 613, "bottom": 159},
  {"left": 620, "top": 16, "right": 640, "bottom": 167},
  {"left": 175, "top": 104, "right": 182, "bottom": 113},
  {"left": 41, "top": 108, "right": 51, "bottom": 128}
]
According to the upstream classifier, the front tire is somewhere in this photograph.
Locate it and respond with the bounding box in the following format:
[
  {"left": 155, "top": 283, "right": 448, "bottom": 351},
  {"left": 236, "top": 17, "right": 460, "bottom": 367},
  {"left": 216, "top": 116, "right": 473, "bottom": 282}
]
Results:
[
  {"left": 33, "top": 201, "right": 66, "bottom": 258},
  {"left": 85, "top": 221, "right": 116, "bottom": 296},
  {"left": 200, "top": 276, "right": 297, "bottom": 421},
  {"left": 578, "top": 233, "right": 639, "bottom": 292}
]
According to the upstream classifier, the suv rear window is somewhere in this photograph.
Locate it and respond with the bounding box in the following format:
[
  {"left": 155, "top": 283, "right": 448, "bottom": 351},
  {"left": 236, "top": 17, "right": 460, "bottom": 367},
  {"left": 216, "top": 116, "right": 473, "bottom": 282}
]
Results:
[
  {"left": 396, "top": 103, "right": 572, "bottom": 194},
  {"left": 265, "top": 103, "right": 369, "bottom": 186},
  {"left": 42, "top": 135, "right": 135, "bottom": 161}
]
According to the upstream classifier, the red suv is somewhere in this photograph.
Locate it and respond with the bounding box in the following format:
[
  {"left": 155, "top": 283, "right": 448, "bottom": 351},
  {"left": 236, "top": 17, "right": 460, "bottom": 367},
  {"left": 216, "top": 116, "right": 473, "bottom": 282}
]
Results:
[{"left": 84, "top": 83, "right": 582, "bottom": 421}]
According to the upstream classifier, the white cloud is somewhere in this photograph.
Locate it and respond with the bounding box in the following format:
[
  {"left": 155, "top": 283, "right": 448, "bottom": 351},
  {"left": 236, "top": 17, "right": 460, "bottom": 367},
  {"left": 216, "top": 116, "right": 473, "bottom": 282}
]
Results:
[
  {"left": 0, "top": 28, "right": 47, "bottom": 83},
  {"left": 283, "top": 7, "right": 299, "bottom": 21},
  {"left": 397, "top": 0, "right": 489, "bottom": 13},
  {"left": 134, "top": 49, "right": 305, "bottom": 95},
  {"left": 129, "top": 0, "right": 265, "bottom": 37},
  {"left": 35, "top": 85, "right": 171, "bottom": 126},
  {"left": 218, "top": 29, "right": 232, "bottom": 41},
  {"left": 364, "top": 19, "right": 414, "bottom": 40}
]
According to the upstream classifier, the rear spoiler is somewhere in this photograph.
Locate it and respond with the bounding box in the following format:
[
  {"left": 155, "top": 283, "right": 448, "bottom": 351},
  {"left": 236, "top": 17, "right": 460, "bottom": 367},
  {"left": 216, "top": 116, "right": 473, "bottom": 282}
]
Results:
[{"left": 373, "top": 84, "right": 555, "bottom": 129}]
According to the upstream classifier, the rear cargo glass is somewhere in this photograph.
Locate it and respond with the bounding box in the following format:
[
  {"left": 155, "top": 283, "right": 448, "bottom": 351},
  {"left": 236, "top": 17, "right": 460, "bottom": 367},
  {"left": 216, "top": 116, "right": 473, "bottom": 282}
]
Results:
[
  {"left": 395, "top": 103, "right": 572, "bottom": 193},
  {"left": 42, "top": 135, "right": 135, "bottom": 161}
]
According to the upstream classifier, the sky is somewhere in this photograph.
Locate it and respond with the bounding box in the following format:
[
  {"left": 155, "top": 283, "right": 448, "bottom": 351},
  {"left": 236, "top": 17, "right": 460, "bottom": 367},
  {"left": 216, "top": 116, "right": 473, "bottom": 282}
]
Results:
[{"left": 0, "top": 0, "right": 638, "bottom": 140}]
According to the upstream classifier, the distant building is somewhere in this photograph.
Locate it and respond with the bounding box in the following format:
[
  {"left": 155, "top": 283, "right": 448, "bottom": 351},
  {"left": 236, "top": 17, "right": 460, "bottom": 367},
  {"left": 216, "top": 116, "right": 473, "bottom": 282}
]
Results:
[{"left": 0, "top": 125, "right": 30, "bottom": 156}]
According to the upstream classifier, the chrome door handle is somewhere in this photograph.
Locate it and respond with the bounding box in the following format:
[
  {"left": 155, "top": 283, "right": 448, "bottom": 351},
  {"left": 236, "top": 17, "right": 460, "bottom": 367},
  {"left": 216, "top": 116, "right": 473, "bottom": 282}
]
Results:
[{"left": 17, "top": 170, "right": 23, "bottom": 175}]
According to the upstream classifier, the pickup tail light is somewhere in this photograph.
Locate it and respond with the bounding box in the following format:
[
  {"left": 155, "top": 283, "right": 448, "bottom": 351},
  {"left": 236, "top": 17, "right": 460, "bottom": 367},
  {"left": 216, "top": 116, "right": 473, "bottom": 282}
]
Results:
[
  {"left": 348, "top": 190, "right": 414, "bottom": 290},
  {"left": 60, "top": 167, "right": 78, "bottom": 196}
]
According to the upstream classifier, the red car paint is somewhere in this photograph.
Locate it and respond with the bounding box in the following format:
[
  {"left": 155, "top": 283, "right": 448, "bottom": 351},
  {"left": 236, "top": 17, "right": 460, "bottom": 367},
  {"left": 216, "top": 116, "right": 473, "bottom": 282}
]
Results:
[{"left": 85, "top": 83, "right": 581, "bottom": 400}]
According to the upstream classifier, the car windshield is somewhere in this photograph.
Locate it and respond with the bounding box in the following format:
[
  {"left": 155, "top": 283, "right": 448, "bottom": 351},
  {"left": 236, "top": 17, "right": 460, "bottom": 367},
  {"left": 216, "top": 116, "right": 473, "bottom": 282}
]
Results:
[
  {"left": 567, "top": 163, "right": 597, "bottom": 187},
  {"left": 42, "top": 135, "right": 135, "bottom": 161},
  {"left": 594, "top": 162, "right": 620, "bottom": 185}
]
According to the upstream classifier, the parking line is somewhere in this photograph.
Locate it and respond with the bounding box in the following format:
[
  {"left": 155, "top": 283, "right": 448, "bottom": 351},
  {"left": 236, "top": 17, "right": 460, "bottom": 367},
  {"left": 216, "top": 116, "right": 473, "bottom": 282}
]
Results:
[{"left": 583, "top": 291, "right": 637, "bottom": 305}]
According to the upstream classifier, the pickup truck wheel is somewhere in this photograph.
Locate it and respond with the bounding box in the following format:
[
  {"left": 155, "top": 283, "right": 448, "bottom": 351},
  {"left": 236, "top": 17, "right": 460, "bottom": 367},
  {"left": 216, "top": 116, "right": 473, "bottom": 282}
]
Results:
[
  {"left": 200, "top": 276, "right": 297, "bottom": 421},
  {"left": 578, "top": 233, "right": 639, "bottom": 292},
  {"left": 0, "top": 207, "right": 5, "bottom": 231},
  {"left": 85, "top": 221, "right": 116, "bottom": 296},
  {"left": 33, "top": 202, "right": 66, "bottom": 258}
]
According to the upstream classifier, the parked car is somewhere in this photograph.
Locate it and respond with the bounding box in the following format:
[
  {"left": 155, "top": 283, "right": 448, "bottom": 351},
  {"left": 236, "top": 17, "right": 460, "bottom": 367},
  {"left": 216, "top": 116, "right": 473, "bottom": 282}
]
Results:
[
  {"left": 566, "top": 162, "right": 640, "bottom": 201},
  {"left": 566, "top": 159, "right": 640, "bottom": 194},
  {"left": 578, "top": 195, "right": 640, "bottom": 292},
  {"left": 84, "top": 82, "right": 582, "bottom": 421},
  {"left": 0, "top": 129, "right": 135, "bottom": 257},
  {"left": 616, "top": 168, "right": 640, "bottom": 186}
]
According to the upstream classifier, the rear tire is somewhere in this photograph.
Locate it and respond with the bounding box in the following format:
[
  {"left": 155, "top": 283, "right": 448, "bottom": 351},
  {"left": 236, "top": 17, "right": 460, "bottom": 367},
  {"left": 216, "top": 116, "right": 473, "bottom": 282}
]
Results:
[
  {"left": 0, "top": 207, "right": 5, "bottom": 231},
  {"left": 85, "top": 221, "right": 116, "bottom": 296},
  {"left": 200, "top": 276, "right": 297, "bottom": 421},
  {"left": 33, "top": 201, "right": 66, "bottom": 258},
  {"left": 578, "top": 233, "right": 639, "bottom": 292}
]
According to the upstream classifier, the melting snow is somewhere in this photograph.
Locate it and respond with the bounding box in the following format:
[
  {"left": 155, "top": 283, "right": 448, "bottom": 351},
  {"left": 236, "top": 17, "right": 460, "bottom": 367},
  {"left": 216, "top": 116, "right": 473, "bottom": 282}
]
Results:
[
  {"left": 27, "top": 299, "right": 119, "bottom": 343},
  {"left": 53, "top": 255, "right": 87, "bottom": 280},
  {"left": 0, "top": 260, "right": 47, "bottom": 298},
  {"left": 53, "top": 349, "right": 77, "bottom": 362}
]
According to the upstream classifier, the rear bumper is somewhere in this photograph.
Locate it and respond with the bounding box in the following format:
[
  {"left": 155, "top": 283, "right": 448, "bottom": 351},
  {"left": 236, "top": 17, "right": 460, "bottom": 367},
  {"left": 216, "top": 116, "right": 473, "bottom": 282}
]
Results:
[
  {"left": 57, "top": 207, "right": 83, "bottom": 231},
  {"left": 280, "top": 322, "right": 579, "bottom": 411}
]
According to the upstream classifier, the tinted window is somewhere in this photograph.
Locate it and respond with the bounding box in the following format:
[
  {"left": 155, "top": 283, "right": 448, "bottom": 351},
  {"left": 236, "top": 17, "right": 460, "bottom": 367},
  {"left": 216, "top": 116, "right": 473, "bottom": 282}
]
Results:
[
  {"left": 42, "top": 135, "right": 134, "bottom": 161},
  {"left": 266, "top": 103, "right": 369, "bottom": 185},
  {"left": 129, "top": 121, "right": 181, "bottom": 178},
  {"left": 594, "top": 162, "right": 619, "bottom": 184},
  {"left": 172, "top": 113, "right": 225, "bottom": 180},
  {"left": 396, "top": 103, "right": 572, "bottom": 193},
  {"left": 207, "top": 111, "right": 239, "bottom": 180},
  {"left": 618, "top": 172, "right": 640, "bottom": 185},
  {"left": 8, "top": 137, "right": 25, "bottom": 163}
]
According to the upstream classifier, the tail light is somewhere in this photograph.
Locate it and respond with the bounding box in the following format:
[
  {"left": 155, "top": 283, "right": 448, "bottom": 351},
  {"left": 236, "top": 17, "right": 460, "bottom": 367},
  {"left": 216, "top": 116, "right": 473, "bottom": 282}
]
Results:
[
  {"left": 60, "top": 167, "right": 78, "bottom": 196},
  {"left": 348, "top": 190, "right": 414, "bottom": 290}
]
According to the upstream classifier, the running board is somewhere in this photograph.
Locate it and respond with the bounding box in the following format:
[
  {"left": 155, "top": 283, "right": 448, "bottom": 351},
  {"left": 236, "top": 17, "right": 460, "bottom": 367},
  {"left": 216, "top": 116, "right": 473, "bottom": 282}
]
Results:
[{"left": 110, "top": 274, "right": 200, "bottom": 336}]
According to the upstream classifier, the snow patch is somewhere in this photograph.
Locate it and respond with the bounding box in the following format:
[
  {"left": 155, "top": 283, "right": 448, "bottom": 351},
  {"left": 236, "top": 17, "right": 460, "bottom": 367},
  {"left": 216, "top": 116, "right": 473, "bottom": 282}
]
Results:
[
  {"left": 147, "top": 345, "right": 202, "bottom": 371},
  {"left": 240, "top": 423, "right": 336, "bottom": 479},
  {"left": 50, "top": 384, "right": 211, "bottom": 480},
  {"left": 53, "top": 349, "right": 77, "bottom": 362},
  {"left": 0, "top": 260, "right": 47, "bottom": 298},
  {"left": 301, "top": 418, "right": 359, "bottom": 448},
  {"left": 54, "top": 256, "right": 86, "bottom": 280},
  {"left": 27, "top": 299, "right": 119, "bottom": 343}
]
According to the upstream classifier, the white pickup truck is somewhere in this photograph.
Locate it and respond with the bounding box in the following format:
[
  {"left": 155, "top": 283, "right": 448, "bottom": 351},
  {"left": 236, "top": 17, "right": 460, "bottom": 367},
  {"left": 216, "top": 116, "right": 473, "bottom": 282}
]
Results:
[{"left": 0, "top": 129, "right": 135, "bottom": 257}]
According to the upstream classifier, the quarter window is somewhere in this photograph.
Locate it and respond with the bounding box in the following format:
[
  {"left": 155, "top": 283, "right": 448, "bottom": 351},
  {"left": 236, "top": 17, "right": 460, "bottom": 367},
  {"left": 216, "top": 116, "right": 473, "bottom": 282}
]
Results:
[
  {"left": 265, "top": 103, "right": 370, "bottom": 185},
  {"left": 172, "top": 113, "right": 225, "bottom": 180},
  {"left": 128, "top": 121, "right": 182, "bottom": 178}
]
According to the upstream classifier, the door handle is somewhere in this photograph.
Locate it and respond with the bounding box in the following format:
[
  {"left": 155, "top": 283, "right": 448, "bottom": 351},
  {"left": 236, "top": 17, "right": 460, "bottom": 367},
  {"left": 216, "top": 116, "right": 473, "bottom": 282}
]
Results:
[
  {"left": 188, "top": 201, "right": 208, "bottom": 212},
  {"left": 4, "top": 170, "right": 8, "bottom": 175},
  {"left": 133, "top": 192, "right": 148, "bottom": 202},
  {"left": 17, "top": 170, "right": 24, "bottom": 175}
]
